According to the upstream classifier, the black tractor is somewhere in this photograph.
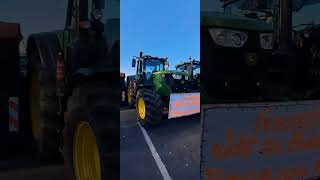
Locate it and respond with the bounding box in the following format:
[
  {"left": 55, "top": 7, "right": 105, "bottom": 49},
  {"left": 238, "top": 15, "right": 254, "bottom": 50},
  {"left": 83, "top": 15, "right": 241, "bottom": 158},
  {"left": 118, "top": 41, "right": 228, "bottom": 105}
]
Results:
[
  {"left": 175, "top": 57, "right": 200, "bottom": 92},
  {"left": 26, "top": 0, "right": 119, "bottom": 179}
]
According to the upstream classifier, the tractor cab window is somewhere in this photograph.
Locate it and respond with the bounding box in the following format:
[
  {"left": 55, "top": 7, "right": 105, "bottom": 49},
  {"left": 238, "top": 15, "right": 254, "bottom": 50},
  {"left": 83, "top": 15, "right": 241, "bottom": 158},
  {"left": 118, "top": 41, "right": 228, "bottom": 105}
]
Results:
[
  {"left": 143, "top": 59, "right": 164, "bottom": 80},
  {"left": 292, "top": 0, "right": 320, "bottom": 30},
  {"left": 103, "top": 0, "right": 120, "bottom": 53},
  {"left": 193, "top": 64, "right": 200, "bottom": 75},
  {"left": 224, "top": 0, "right": 273, "bottom": 21}
]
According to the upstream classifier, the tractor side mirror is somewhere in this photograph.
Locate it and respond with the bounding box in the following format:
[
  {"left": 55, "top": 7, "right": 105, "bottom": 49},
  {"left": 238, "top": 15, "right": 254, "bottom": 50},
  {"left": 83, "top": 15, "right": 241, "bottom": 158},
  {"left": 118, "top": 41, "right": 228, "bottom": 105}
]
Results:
[
  {"left": 132, "top": 58, "right": 136, "bottom": 67},
  {"left": 165, "top": 62, "right": 169, "bottom": 70}
]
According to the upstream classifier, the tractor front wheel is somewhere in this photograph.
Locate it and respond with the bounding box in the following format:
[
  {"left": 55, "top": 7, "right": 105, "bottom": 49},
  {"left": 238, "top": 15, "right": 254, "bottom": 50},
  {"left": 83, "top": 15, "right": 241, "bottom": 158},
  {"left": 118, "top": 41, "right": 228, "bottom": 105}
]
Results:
[
  {"left": 127, "top": 83, "right": 136, "bottom": 108},
  {"left": 63, "top": 82, "right": 118, "bottom": 180},
  {"left": 136, "top": 89, "right": 163, "bottom": 127}
]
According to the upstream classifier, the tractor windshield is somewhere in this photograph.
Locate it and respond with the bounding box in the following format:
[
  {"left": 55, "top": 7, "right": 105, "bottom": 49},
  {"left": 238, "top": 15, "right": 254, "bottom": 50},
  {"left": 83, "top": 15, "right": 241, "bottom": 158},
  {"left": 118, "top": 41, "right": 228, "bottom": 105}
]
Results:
[
  {"left": 293, "top": 0, "right": 320, "bottom": 29},
  {"left": 176, "top": 64, "right": 200, "bottom": 75},
  {"left": 144, "top": 59, "right": 164, "bottom": 79},
  {"left": 103, "top": 0, "right": 120, "bottom": 49},
  {"left": 193, "top": 64, "right": 200, "bottom": 75},
  {"left": 224, "top": 0, "right": 273, "bottom": 21}
]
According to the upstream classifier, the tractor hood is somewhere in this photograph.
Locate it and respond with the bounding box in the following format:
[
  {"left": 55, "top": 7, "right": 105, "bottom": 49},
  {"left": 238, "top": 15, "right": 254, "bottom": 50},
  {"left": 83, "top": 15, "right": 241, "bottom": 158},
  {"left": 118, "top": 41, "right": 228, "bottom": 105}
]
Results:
[
  {"left": 201, "top": 11, "right": 273, "bottom": 32},
  {"left": 153, "top": 70, "right": 187, "bottom": 76}
]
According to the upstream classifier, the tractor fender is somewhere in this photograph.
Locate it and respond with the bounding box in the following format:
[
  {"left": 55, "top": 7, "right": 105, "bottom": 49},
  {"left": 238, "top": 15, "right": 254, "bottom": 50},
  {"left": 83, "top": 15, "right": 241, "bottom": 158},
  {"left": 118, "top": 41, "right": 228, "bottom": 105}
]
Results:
[{"left": 26, "top": 31, "right": 63, "bottom": 76}]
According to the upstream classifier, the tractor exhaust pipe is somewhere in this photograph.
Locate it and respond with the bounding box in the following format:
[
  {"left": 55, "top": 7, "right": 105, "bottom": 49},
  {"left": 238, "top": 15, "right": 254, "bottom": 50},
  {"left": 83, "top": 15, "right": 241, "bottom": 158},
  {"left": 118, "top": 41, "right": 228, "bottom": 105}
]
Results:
[{"left": 278, "top": 0, "right": 292, "bottom": 51}]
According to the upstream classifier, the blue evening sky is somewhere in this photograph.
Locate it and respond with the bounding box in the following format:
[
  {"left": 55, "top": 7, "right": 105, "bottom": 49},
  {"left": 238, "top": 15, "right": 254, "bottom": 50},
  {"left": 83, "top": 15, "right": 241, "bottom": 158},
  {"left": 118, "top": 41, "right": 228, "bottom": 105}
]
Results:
[{"left": 120, "top": 0, "right": 200, "bottom": 76}]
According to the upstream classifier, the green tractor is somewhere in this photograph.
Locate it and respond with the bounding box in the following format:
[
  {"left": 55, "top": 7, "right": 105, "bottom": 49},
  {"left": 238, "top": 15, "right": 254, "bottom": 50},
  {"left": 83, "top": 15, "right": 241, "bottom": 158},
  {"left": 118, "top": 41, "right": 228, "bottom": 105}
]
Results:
[
  {"left": 201, "top": 0, "right": 282, "bottom": 103},
  {"left": 126, "top": 51, "right": 196, "bottom": 127},
  {"left": 175, "top": 57, "right": 200, "bottom": 92}
]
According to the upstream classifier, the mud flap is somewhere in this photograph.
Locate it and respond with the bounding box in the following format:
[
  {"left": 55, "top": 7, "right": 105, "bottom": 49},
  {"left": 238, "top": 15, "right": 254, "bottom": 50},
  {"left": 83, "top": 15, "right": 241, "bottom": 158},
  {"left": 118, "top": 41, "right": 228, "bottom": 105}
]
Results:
[
  {"left": 168, "top": 93, "right": 200, "bottom": 119},
  {"left": 201, "top": 101, "right": 320, "bottom": 180}
]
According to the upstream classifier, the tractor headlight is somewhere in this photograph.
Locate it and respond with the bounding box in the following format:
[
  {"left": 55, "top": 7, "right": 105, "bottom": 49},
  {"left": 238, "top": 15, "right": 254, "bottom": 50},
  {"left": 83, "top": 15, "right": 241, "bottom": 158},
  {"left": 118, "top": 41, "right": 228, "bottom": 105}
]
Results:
[
  {"left": 172, "top": 74, "right": 182, "bottom": 80},
  {"left": 259, "top": 33, "right": 273, "bottom": 50},
  {"left": 209, "top": 28, "right": 248, "bottom": 48}
]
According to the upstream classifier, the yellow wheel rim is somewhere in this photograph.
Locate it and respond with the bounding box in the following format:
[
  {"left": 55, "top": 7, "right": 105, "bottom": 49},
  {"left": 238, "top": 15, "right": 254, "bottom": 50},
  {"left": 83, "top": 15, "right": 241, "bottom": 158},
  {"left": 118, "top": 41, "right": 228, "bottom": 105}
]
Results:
[
  {"left": 30, "top": 69, "right": 40, "bottom": 140},
  {"left": 138, "top": 97, "right": 146, "bottom": 120},
  {"left": 74, "top": 121, "right": 101, "bottom": 180}
]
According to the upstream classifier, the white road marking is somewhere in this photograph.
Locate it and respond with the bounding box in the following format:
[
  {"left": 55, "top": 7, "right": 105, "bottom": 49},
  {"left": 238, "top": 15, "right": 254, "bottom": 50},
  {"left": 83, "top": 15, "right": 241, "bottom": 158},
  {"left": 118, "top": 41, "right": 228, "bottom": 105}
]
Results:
[{"left": 138, "top": 122, "right": 172, "bottom": 180}]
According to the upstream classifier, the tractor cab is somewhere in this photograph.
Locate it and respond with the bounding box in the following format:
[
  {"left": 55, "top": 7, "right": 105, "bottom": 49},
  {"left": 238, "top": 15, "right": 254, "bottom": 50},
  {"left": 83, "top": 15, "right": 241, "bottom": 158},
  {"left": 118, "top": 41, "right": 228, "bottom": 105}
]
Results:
[
  {"left": 273, "top": 0, "right": 320, "bottom": 98},
  {"left": 176, "top": 58, "right": 200, "bottom": 79},
  {"left": 176, "top": 58, "right": 200, "bottom": 91},
  {"left": 132, "top": 52, "right": 168, "bottom": 83}
]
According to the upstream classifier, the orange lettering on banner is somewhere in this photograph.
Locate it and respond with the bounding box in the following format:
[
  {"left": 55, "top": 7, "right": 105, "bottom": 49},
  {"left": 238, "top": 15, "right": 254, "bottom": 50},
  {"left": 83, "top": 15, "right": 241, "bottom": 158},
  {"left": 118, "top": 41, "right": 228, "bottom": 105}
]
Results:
[
  {"left": 225, "top": 128, "right": 234, "bottom": 143},
  {"left": 315, "top": 160, "right": 320, "bottom": 173},
  {"left": 211, "top": 144, "right": 225, "bottom": 160},
  {"left": 259, "top": 169, "right": 273, "bottom": 180},
  {"left": 277, "top": 167, "right": 308, "bottom": 180},
  {"left": 205, "top": 108, "right": 320, "bottom": 180},
  {"left": 256, "top": 111, "right": 270, "bottom": 134},
  {"left": 172, "top": 100, "right": 184, "bottom": 108},
  {"left": 287, "top": 131, "right": 304, "bottom": 152},
  {"left": 223, "top": 175, "right": 238, "bottom": 180},
  {"left": 255, "top": 108, "right": 320, "bottom": 134},
  {"left": 272, "top": 116, "right": 288, "bottom": 133},
  {"left": 261, "top": 138, "right": 283, "bottom": 155},
  {"left": 192, "top": 99, "right": 200, "bottom": 106},
  {"left": 203, "top": 168, "right": 223, "bottom": 180}
]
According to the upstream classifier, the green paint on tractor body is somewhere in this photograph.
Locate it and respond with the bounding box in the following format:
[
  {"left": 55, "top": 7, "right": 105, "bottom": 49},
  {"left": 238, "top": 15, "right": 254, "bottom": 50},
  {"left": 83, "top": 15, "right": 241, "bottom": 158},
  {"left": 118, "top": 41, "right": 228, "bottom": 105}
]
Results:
[
  {"left": 152, "top": 70, "right": 187, "bottom": 97},
  {"left": 201, "top": 11, "right": 273, "bottom": 32}
]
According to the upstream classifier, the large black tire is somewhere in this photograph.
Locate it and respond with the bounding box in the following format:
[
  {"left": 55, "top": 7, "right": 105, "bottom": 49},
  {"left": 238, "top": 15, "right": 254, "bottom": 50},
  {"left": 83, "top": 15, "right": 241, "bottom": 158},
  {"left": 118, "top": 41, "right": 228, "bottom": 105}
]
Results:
[
  {"left": 127, "top": 82, "right": 136, "bottom": 108},
  {"left": 28, "top": 51, "right": 60, "bottom": 159},
  {"left": 63, "top": 82, "right": 119, "bottom": 180},
  {"left": 136, "top": 89, "right": 163, "bottom": 127}
]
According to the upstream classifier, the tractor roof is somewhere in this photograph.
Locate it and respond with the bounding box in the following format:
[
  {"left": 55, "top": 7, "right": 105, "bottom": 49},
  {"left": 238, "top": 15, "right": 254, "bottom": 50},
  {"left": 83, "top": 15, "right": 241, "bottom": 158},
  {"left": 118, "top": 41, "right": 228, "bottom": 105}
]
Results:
[
  {"left": 176, "top": 60, "right": 200, "bottom": 69},
  {"left": 141, "top": 55, "right": 167, "bottom": 62}
]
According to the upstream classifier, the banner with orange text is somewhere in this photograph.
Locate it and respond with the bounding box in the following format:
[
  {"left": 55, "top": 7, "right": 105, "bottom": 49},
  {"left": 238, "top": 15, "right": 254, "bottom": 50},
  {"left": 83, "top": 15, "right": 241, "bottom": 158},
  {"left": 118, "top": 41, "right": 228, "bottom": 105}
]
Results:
[
  {"left": 168, "top": 93, "right": 200, "bottom": 119},
  {"left": 201, "top": 101, "right": 320, "bottom": 180}
]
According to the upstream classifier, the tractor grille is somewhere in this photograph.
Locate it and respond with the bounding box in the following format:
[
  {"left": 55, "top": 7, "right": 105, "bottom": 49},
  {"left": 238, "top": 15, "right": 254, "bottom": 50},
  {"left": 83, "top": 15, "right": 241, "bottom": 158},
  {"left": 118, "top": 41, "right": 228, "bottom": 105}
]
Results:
[
  {"left": 165, "top": 74, "right": 195, "bottom": 93},
  {"left": 201, "top": 29, "right": 272, "bottom": 100}
]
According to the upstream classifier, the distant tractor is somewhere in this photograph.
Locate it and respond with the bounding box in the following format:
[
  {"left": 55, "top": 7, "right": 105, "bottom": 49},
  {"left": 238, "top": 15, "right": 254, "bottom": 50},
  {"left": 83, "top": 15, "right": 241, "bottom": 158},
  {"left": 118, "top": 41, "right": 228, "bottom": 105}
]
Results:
[
  {"left": 126, "top": 51, "right": 196, "bottom": 127},
  {"left": 120, "top": 72, "right": 127, "bottom": 106},
  {"left": 175, "top": 57, "right": 200, "bottom": 91}
]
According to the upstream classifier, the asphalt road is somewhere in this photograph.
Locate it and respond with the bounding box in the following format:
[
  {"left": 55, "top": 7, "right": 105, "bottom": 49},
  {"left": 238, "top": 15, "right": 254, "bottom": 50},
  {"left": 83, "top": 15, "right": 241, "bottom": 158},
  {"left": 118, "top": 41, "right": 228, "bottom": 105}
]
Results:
[
  {"left": 0, "top": 107, "right": 200, "bottom": 180},
  {"left": 120, "top": 109, "right": 200, "bottom": 180},
  {"left": 0, "top": 152, "right": 66, "bottom": 180}
]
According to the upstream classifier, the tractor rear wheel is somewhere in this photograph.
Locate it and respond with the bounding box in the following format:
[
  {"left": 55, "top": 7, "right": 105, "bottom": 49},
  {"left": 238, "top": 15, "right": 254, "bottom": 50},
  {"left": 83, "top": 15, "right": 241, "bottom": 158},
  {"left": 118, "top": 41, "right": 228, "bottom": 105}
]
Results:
[
  {"left": 28, "top": 51, "right": 60, "bottom": 159},
  {"left": 136, "top": 89, "right": 163, "bottom": 127},
  {"left": 127, "top": 83, "right": 136, "bottom": 108},
  {"left": 63, "top": 82, "right": 118, "bottom": 180}
]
